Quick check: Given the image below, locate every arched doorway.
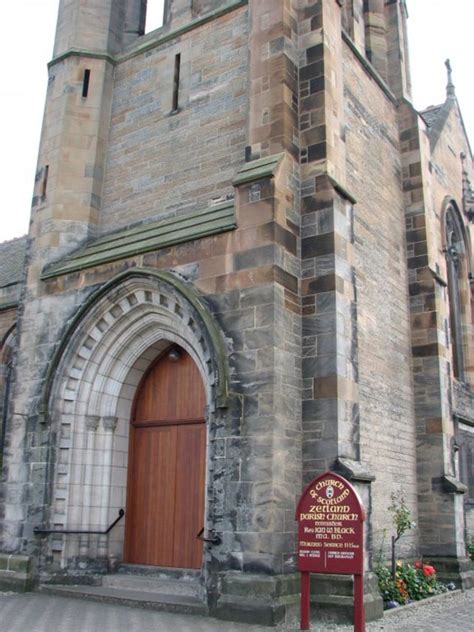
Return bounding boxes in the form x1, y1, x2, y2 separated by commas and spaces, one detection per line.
124, 345, 207, 568
43, 269, 228, 568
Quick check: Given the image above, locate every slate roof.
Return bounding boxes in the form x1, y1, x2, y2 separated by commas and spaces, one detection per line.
0, 236, 27, 289
42, 202, 236, 280
421, 105, 443, 129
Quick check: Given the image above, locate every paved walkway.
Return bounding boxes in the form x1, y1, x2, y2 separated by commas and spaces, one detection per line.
0, 589, 472, 632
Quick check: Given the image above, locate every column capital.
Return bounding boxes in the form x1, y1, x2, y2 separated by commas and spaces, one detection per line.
85, 415, 100, 431
102, 416, 118, 432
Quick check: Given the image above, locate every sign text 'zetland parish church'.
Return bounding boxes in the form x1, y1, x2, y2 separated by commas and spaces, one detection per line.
296, 472, 365, 575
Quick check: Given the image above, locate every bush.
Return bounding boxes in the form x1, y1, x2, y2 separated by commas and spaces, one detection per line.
375, 560, 448, 607
468, 537, 474, 562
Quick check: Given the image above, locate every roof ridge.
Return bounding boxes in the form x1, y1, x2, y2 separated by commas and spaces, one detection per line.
0, 234, 27, 247
420, 103, 443, 113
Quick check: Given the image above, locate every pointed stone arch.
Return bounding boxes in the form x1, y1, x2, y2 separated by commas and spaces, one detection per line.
442, 198, 472, 381
42, 267, 229, 567
1, 324, 17, 460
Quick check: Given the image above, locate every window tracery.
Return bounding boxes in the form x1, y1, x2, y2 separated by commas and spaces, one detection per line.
444, 204, 468, 380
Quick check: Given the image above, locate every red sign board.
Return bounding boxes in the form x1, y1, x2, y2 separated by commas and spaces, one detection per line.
295, 471, 365, 574
295, 472, 366, 631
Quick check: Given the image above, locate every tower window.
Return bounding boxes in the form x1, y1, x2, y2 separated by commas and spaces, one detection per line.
172, 54, 181, 112
42, 165, 49, 198
82, 69, 91, 98
145, 1, 165, 33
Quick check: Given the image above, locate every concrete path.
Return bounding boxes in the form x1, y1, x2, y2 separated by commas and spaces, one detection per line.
0, 589, 473, 632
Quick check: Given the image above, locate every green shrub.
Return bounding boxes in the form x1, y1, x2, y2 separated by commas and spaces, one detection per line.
468, 537, 474, 561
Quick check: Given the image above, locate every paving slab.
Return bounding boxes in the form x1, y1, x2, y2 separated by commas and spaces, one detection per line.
0, 590, 472, 632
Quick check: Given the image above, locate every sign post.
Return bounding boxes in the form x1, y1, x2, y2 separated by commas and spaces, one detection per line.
295, 472, 366, 631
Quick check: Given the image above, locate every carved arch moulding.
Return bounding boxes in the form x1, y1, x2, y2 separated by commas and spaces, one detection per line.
38, 268, 230, 564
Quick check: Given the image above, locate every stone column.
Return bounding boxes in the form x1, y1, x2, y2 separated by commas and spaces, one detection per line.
209, 4, 301, 624
384, 0, 412, 99
363, 0, 388, 81
79, 415, 100, 557
163, 0, 193, 28
299, 0, 357, 480
98, 416, 118, 558
341, 0, 365, 55
298, 1, 382, 619
247, 0, 299, 160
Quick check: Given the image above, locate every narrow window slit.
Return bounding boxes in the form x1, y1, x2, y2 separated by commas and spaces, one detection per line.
42, 165, 49, 198
172, 54, 181, 112
82, 69, 91, 98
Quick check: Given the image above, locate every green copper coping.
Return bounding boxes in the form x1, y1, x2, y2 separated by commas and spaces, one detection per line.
42, 201, 235, 280
232, 153, 284, 186
0, 299, 19, 312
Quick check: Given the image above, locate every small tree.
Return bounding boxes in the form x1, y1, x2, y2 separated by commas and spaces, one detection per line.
388, 492, 413, 578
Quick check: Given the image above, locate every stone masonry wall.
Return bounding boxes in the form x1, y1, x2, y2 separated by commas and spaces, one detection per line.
100, 7, 248, 232
343, 43, 418, 558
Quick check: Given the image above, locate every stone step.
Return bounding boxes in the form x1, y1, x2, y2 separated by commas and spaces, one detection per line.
39, 583, 207, 616
116, 563, 201, 581
102, 573, 203, 599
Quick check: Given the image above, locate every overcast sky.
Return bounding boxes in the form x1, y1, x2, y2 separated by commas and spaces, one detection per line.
0, 1, 473, 242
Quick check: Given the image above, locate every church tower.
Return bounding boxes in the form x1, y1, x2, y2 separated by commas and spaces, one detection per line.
29, 0, 146, 283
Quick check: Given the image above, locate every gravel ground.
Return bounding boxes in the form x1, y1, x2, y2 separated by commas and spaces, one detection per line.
294, 589, 474, 631
0, 589, 472, 632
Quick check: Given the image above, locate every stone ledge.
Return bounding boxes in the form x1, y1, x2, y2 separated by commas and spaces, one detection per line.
211, 572, 299, 626
0, 554, 33, 592
211, 571, 383, 626
308, 572, 383, 624
442, 475, 468, 494
0, 553, 31, 573
336, 458, 375, 483
232, 154, 284, 186
426, 556, 474, 591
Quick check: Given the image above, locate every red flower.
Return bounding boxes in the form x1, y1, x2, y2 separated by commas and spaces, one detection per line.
422, 564, 436, 577
414, 560, 422, 569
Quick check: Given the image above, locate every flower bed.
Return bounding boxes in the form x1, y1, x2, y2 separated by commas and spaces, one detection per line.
375, 560, 455, 609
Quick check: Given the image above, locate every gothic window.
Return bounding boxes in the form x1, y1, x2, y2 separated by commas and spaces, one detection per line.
0, 326, 16, 464
458, 430, 474, 508
444, 204, 468, 381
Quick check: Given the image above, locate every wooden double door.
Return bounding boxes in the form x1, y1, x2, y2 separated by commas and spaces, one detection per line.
124, 347, 206, 569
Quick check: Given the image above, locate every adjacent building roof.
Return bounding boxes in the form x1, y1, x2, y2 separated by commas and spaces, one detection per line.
0, 236, 27, 289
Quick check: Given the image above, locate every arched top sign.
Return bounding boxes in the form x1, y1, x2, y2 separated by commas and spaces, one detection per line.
295, 472, 365, 575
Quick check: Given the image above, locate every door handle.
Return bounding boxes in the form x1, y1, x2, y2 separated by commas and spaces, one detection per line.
196, 527, 222, 545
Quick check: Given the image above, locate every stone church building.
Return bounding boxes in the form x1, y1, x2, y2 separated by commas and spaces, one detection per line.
0, 0, 473, 625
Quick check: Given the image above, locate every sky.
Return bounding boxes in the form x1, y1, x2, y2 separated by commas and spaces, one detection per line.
0, 0, 473, 243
